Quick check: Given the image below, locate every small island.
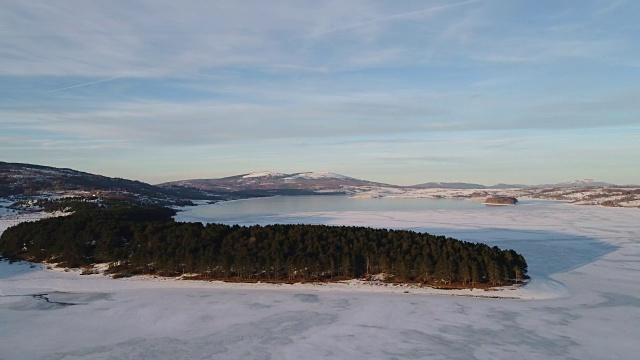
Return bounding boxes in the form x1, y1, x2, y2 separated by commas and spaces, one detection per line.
0, 202, 528, 288
484, 196, 518, 205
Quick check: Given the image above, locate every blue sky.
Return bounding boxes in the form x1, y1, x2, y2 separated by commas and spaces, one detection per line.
1, 0, 639, 185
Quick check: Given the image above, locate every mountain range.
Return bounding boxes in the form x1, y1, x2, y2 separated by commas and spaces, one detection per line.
0, 162, 219, 202
160, 171, 619, 192
159, 171, 393, 194
0, 162, 629, 201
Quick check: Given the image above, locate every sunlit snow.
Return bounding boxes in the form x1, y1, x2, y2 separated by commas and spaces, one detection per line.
1, 200, 639, 359
285, 172, 354, 180
241, 171, 287, 178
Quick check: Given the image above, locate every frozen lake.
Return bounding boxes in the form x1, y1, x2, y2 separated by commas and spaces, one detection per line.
177, 198, 616, 282
180, 195, 485, 224
1, 198, 639, 359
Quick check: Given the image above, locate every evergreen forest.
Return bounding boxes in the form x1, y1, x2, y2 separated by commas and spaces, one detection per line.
0, 206, 528, 286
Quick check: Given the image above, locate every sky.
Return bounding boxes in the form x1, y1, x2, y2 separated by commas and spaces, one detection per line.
1, 0, 639, 186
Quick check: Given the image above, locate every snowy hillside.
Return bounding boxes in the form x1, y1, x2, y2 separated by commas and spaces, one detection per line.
532, 179, 616, 188
285, 172, 356, 181
0, 162, 164, 198
241, 171, 287, 178
159, 171, 393, 193
411, 182, 487, 189
160, 170, 640, 208
0, 161, 226, 203
352, 185, 640, 208
4, 162, 638, 208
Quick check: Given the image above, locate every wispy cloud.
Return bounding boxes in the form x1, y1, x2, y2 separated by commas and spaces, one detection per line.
379, 154, 472, 164
2, 0, 639, 184
47, 76, 124, 93
3, 86, 638, 150
299, 0, 477, 39
1, 0, 636, 78
595, 0, 632, 15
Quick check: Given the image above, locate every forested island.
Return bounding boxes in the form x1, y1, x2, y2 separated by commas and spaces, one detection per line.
0, 204, 528, 287
484, 196, 518, 205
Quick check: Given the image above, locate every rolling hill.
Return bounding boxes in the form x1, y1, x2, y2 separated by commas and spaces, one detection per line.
2, 162, 636, 207
158, 171, 397, 194
0, 161, 217, 202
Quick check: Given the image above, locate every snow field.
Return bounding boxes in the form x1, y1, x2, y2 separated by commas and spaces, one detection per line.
1, 200, 639, 359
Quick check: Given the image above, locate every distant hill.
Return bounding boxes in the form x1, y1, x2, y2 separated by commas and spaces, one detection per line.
409, 180, 617, 190
530, 179, 616, 188
1, 162, 627, 203
410, 180, 619, 190
0, 161, 219, 202
487, 183, 528, 189
159, 171, 396, 194
410, 182, 487, 189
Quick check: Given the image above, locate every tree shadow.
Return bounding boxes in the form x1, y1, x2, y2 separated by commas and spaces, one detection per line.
189, 212, 618, 280
194, 210, 618, 280
411, 227, 618, 278
0, 259, 45, 279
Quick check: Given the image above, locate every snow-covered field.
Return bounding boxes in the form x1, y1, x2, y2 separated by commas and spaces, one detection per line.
1, 201, 639, 359
351, 186, 640, 208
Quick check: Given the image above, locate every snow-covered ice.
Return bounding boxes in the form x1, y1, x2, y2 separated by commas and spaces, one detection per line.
1, 200, 639, 359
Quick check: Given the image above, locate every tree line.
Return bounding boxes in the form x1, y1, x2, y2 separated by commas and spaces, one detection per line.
0, 206, 528, 286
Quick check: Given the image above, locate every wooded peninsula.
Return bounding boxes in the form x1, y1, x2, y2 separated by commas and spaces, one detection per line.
0, 204, 528, 287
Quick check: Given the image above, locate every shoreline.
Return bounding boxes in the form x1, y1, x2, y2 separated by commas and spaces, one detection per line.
1, 259, 557, 300
0, 200, 572, 301
2, 193, 637, 360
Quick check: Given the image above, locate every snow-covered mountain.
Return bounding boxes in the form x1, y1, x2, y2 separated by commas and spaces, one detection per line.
411, 180, 617, 190
411, 182, 488, 189
241, 171, 287, 179
284, 172, 357, 181
4, 162, 636, 208
532, 179, 615, 188
160, 170, 633, 196
159, 171, 394, 194
408, 179, 616, 189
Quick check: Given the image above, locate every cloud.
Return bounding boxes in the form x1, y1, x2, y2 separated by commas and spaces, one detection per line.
2, 0, 637, 81
1, 1, 388, 77
469, 38, 619, 65
0, 95, 449, 145
378, 154, 472, 164
0, 136, 128, 152
3, 85, 638, 151
47, 76, 124, 93
2, 0, 639, 186
298, 0, 477, 39
595, 0, 632, 15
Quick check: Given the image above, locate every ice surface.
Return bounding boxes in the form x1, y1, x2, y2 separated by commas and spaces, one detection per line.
2, 200, 640, 359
